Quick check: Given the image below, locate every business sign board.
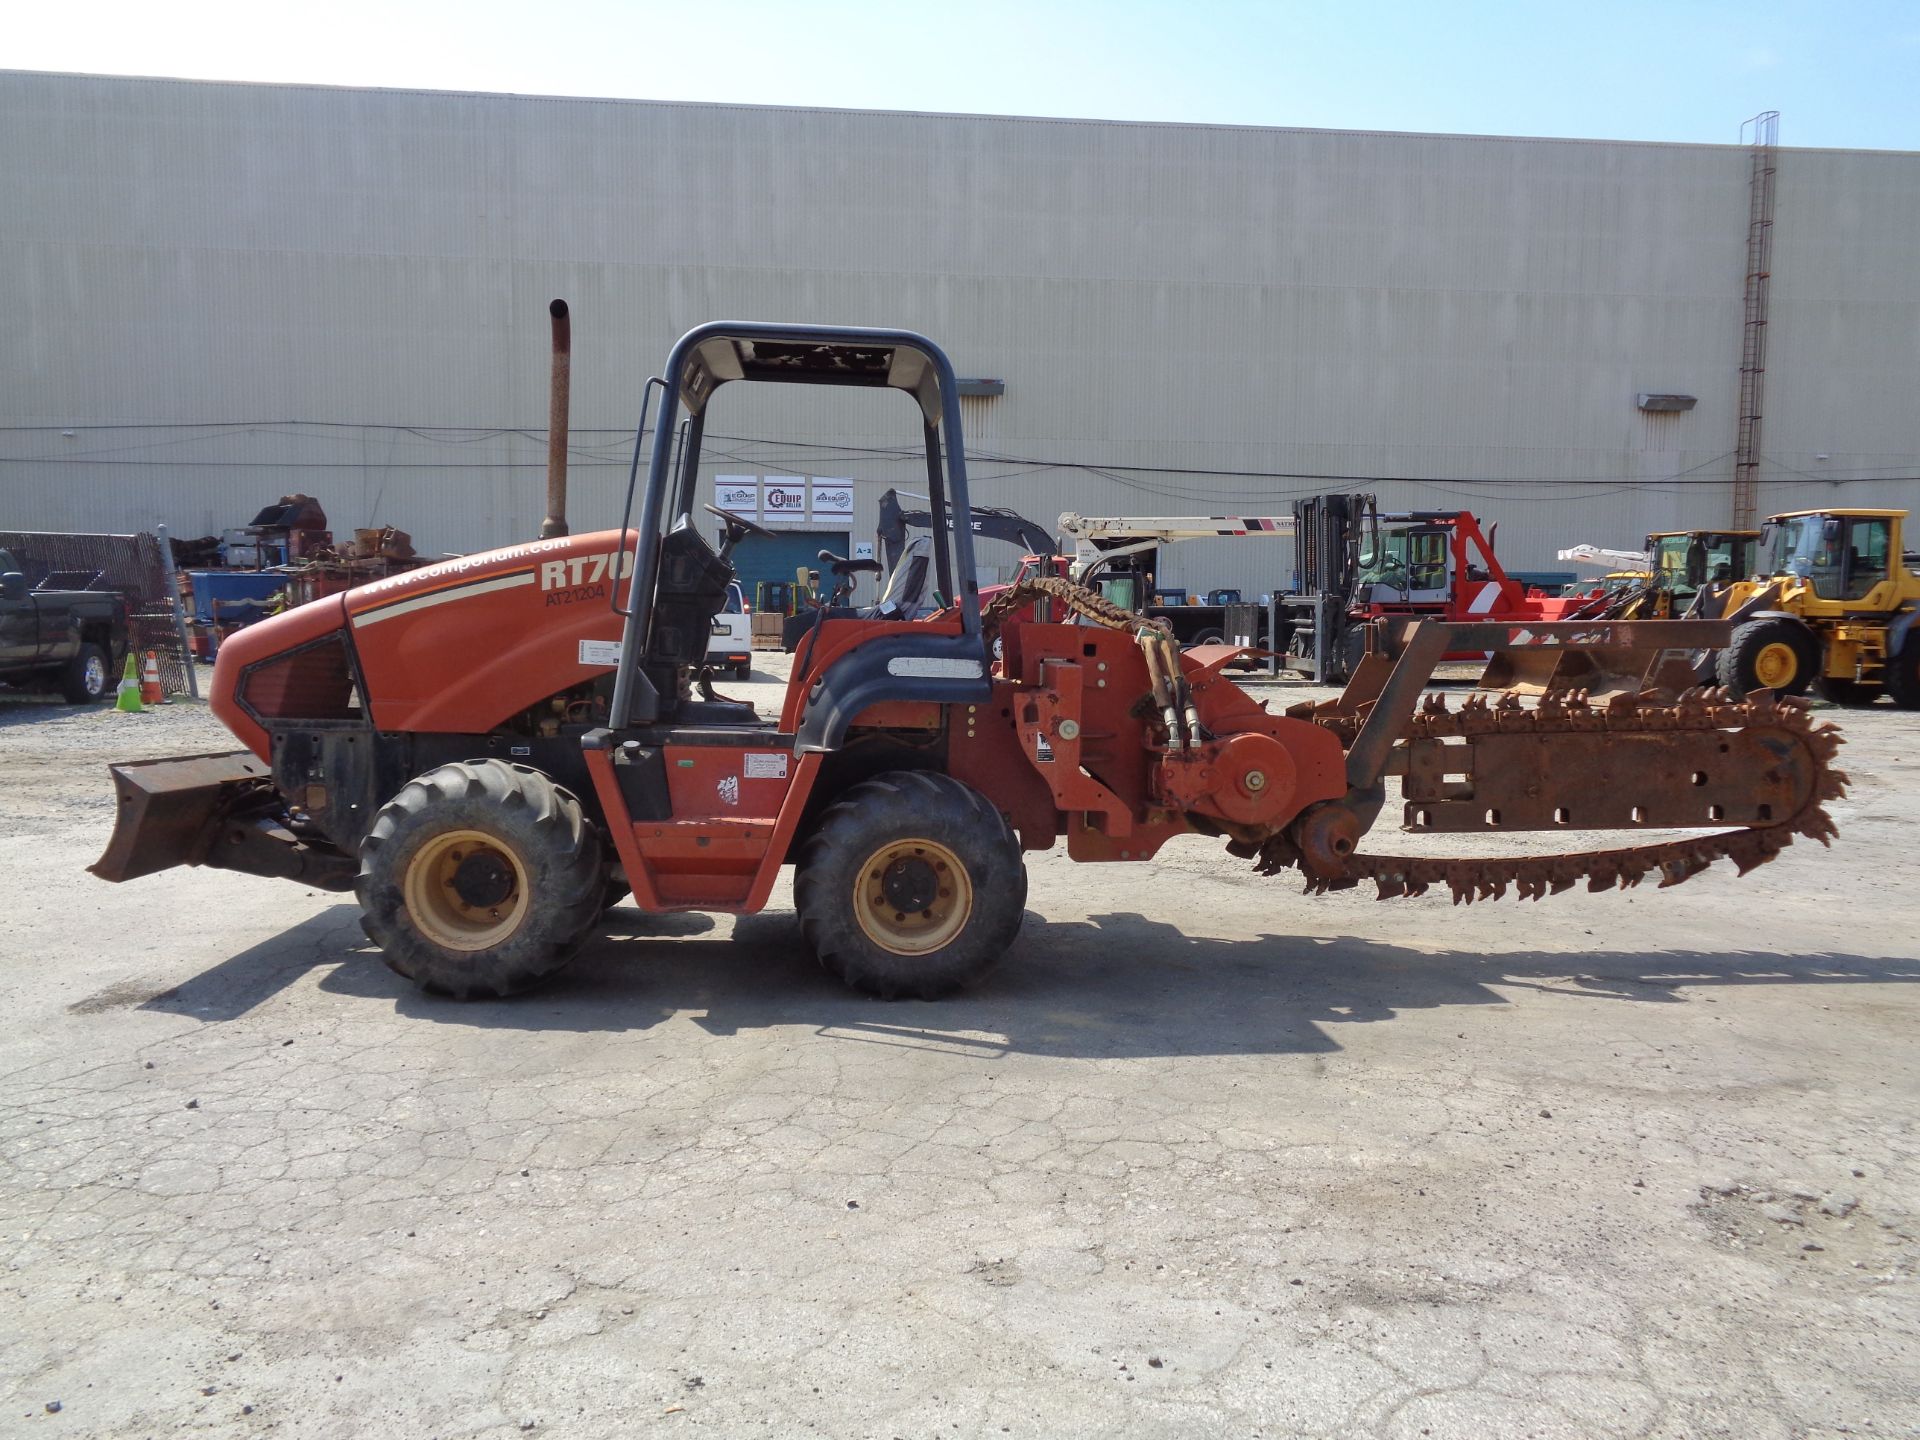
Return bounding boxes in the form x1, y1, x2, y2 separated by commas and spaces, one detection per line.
810, 479, 854, 522
761, 477, 808, 526
713, 476, 758, 517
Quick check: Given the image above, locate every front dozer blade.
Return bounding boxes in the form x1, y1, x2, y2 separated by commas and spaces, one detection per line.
92, 751, 275, 882
93, 751, 358, 890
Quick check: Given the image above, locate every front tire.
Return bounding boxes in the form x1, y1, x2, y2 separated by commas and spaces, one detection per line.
1717, 618, 1818, 697
1887, 639, 1920, 711
795, 772, 1026, 999
60, 643, 110, 704
356, 760, 603, 998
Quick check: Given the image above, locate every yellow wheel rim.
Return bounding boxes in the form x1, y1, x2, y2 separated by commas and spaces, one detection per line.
401, 827, 530, 952
1753, 641, 1799, 689
853, 839, 972, 956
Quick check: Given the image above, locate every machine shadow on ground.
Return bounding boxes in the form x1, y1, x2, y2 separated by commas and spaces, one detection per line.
129, 903, 1920, 1062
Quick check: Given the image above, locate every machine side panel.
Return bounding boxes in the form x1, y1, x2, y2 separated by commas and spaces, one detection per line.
343, 531, 634, 733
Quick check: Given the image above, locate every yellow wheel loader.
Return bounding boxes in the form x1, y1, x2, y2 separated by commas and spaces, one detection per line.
1713, 508, 1920, 707
1560, 530, 1758, 622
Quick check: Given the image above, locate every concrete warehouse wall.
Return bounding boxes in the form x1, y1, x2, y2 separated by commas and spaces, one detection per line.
3, 69, 1918, 597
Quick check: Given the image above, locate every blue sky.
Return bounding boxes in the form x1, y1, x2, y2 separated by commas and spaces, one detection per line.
12, 0, 1919, 149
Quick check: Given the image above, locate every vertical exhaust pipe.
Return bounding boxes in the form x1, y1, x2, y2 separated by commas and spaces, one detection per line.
540, 298, 571, 539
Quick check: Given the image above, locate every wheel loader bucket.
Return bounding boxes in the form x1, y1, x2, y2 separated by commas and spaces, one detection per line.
1477, 637, 1711, 700
90, 751, 274, 882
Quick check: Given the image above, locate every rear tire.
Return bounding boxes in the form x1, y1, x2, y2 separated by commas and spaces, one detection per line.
1887, 639, 1920, 711
1717, 618, 1818, 697
1185, 628, 1225, 649
356, 760, 602, 998
60, 643, 110, 704
1817, 675, 1880, 707
795, 772, 1026, 999
1339, 623, 1370, 681
735, 661, 752, 681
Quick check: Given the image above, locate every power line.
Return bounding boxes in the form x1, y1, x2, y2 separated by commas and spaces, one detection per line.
4, 419, 1915, 497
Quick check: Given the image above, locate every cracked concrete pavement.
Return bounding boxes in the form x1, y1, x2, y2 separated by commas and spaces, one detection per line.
2, 658, 1917, 1437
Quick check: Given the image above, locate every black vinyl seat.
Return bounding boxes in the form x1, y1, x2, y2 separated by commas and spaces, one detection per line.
865, 536, 933, 619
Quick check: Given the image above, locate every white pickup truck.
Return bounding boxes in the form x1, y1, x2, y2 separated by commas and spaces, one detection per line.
706, 581, 752, 680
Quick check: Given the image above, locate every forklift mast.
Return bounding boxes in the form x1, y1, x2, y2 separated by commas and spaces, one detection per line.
1290, 492, 1375, 599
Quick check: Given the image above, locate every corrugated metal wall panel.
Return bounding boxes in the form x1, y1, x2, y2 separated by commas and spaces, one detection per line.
3, 71, 1917, 600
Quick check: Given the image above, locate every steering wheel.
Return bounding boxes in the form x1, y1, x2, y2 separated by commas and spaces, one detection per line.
703, 502, 776, 547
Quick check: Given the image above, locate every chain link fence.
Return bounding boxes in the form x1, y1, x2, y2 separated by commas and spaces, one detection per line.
0, 529, 196, 696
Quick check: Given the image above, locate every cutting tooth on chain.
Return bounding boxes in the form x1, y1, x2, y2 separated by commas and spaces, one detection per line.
1657, 852, 1714, 888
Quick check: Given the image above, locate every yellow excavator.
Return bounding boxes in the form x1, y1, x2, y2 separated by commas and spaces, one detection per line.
1713, 507, 1920, 707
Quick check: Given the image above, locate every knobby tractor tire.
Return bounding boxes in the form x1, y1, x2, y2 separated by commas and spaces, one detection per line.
795, 771, 1027, 1000
1887, 639, 1920, 712
1717, 617, 1818, 697
356, 760, 603, 998
1306, 623, 1364, 686
60, 642, 110, 704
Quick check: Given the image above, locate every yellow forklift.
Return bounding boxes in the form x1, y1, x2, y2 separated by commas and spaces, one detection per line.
1714, 508, 1920, 707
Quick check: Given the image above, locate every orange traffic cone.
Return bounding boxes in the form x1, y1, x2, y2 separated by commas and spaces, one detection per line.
140, 651, 164, 706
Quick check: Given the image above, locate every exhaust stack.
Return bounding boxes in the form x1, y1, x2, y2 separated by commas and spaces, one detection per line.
540, 298, 571, 539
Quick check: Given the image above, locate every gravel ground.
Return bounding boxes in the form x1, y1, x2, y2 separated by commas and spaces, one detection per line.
2, 657, 1917, 1438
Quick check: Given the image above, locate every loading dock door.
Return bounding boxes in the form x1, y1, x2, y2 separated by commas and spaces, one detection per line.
728, 529, 852, 608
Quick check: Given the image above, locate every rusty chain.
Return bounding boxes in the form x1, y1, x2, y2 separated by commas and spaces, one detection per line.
1267, 686, 1846, 903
